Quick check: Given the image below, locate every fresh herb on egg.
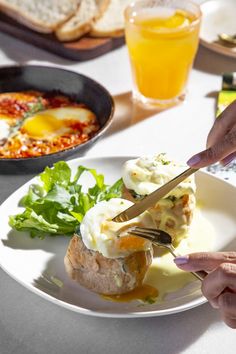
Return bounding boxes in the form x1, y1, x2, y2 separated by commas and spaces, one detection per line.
9, 161, 124, 239
6, 97, 46, 141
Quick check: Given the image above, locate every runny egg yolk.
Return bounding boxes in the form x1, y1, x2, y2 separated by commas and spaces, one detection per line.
22, 113, 65, 139
101, 220, 150, 253
116, 235, 148, 252
21, 107, 95, 140
102, 284, 158, 303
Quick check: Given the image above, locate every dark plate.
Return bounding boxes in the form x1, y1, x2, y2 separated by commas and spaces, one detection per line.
0, 65, 114, 174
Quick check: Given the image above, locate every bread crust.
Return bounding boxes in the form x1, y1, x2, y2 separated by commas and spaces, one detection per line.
90, 28, 124, 38
64, 235, 153, 295
56, 22, 91, 41
90, 0, 131, 37
56, 0, 110, 42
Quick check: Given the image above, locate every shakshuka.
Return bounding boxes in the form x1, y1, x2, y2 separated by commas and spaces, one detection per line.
0, 91, 100, 158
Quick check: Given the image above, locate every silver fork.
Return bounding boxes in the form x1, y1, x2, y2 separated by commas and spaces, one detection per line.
128, 226, 207, 281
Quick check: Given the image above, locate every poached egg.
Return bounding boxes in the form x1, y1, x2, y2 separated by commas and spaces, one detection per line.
122, 153, 196, 198
80, 198, 154, 258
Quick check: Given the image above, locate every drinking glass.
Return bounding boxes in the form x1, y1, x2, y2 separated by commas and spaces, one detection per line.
124, 0, 202, 108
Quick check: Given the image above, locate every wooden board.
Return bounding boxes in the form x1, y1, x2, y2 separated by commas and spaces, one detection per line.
0, 13, 125, 61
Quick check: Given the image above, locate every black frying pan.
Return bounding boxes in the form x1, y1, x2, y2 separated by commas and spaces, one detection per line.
0, 65, 114, 174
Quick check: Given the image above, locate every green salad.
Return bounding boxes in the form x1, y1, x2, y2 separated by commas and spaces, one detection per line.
9, 161, 123, 239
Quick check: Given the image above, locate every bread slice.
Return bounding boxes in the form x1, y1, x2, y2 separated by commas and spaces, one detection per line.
90, 0, 132, 37
56, 0, 110, 42
64, 235, 153, 295
0, 0, 80, 33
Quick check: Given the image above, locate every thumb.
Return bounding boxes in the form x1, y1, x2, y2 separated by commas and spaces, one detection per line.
174, 252, 236, 272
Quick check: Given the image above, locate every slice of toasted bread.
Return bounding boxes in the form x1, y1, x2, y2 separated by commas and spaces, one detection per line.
0, 0, 80, 33
64, 235, 153, 295
56, 0, 110, 42
90, 0, 132, 37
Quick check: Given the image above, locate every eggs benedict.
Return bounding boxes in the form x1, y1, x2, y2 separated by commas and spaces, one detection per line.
122, 154, 196, 244
64, 198, 155, 295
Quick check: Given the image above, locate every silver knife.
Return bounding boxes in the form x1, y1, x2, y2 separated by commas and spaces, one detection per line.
112, 167, 198, 222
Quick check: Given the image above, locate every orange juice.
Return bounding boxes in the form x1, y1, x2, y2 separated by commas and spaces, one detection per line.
125, 1, 201, 107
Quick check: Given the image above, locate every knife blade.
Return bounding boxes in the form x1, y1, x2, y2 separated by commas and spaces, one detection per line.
112, 167, 198, 222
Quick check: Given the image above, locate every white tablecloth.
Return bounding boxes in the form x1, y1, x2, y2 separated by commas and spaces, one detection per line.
0, 4, 236, 353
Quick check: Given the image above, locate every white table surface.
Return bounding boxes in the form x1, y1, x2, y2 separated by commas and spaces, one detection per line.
1, 4, 236, 353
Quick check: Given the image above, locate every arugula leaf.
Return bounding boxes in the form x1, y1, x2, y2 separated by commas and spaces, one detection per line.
40, 161, 71, 192
98, 179, 124, 202
9, 161, 124, 239
70, 211, 84, 223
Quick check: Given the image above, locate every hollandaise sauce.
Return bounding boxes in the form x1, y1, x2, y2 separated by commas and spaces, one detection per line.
102, 208, 215, 304
102, 284, 159, 304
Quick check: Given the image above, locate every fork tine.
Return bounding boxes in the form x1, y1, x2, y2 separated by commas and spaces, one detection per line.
128, 231, 163, 249
127, 230, 155, 241
134, 227, 162, 234
130, 227, 162, 239
130, 227, 207, 282
128, 228, 155, 238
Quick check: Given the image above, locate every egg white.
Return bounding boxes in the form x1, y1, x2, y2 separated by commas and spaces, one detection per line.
0, 120, 10, 141
80, 198, 154, 259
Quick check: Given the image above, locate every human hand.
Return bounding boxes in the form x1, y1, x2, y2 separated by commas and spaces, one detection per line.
174, 252, 236, 328
187, 99, 236, 168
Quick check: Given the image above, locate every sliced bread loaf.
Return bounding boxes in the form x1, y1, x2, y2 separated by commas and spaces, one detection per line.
0, 0, 80, 33
56, 0, 109, 42
90, 0, 132, 37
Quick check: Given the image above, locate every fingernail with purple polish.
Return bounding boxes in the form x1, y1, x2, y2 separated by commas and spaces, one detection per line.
187, 155, 202, 167
174, 255, 189, 265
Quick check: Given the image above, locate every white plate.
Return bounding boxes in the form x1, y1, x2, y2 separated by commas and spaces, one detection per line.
0, 156, 236, 318
200, 0, 236, 58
